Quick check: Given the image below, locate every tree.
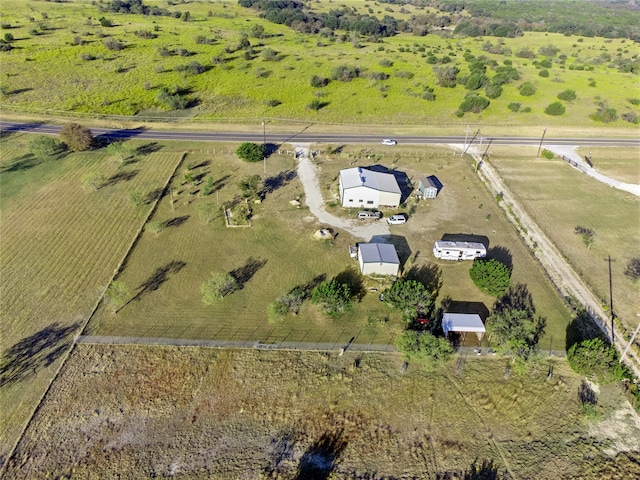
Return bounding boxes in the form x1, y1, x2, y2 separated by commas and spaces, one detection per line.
29, 135, 64, 160
81, 172, 105, 191
395, 330, 454, 370
60, 123, 93, 151
157, 88, 188, 110
381, 279, 432, 321
235, 142, 265, 163
107, 141, 134, 165
624, 258, 640, 282
457, 93, 490, 114
268, 287, 305, 323
519, 82, 536, 96
469, 259, 511, 296
487, 284, 546, 359
311, 279, 352, 318
104, 280, 129, 313
545, 101, 566, 116
567, 338, 625, 384
201, 272, 238, 304
238, 174, 262, 199
557, 89, 577, 101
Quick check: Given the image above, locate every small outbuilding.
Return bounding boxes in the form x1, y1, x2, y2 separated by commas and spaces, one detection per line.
339, 167, 401, 208
357, 242, 400, 276
442, 313, 486, 341
417, 176, 441, 199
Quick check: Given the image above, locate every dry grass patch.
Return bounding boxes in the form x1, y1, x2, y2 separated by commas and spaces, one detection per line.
4, 344, 639, 479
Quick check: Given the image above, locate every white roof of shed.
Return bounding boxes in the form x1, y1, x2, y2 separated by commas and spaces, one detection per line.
442, 313, 485, 335
340, 167, 401, 194
358, 243, 400, 265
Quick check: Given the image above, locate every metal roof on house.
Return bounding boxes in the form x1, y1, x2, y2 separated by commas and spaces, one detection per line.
358, 243, 400, 265
442, 313, 485, 335
340, 167, 401, 194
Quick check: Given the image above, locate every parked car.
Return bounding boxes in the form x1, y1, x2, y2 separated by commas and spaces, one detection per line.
358, 211, 382, 221
381, 139, 397, 146
386, 214, 406, 225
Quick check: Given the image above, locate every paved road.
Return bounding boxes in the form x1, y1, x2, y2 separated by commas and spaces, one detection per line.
2, 121, 639, 147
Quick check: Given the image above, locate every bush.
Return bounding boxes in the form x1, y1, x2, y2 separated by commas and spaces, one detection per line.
331, 64, 361, 82
60, 123, 93, 151
201, 272, 238, 304
381, 279, 433, 321
484, 83, 502, 99
541, 149, 554, 160
567, 338, 625, 384
310, 75, 329, 87
624, 258, 640, 282
235, 142, 265, 163
545, 101, 566, 116
574, 225, 594, 249
458, 93, 490, 114
538, 69, 549, 77
557, 89, 577, 101
591, 103, 618, 123
157, 88, 188, 110
519, 82, 536, 96
29, 135, 64, 159
508, 102, 521, 112
103, 37, 123, 51
311, 280, 352, 318
469, 258, 511, 296
395, 331, 454, 370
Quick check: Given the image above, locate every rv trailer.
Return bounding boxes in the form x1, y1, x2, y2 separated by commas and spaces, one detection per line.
433, 240, 486, 261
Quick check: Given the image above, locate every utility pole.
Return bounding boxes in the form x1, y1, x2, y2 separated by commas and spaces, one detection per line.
536, 128, 547, 158
262, 117, 266, 178
461, 129, 480, 157
608, 254, 615, 343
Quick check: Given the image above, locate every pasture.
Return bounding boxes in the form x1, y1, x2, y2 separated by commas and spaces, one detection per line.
487, 146, 640, 332
0, 0, 638, 128
5, 344, 640, 478
0, 132, 182, 465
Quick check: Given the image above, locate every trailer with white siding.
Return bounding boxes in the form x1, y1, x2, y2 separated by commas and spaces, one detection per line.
433, 240, 486, 261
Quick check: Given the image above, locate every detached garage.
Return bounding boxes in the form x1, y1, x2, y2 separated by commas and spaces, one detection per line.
357, 243, 400, 276
339, 167, 401, 208
442, 313, 486, 341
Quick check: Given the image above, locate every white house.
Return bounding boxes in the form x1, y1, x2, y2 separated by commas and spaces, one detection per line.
442, 313, 486, 341
433, 240, 486, 261
339, 167, 401, 208
357, 243, 400, 276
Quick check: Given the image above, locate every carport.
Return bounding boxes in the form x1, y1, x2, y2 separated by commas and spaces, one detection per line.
442, 313, 485, 341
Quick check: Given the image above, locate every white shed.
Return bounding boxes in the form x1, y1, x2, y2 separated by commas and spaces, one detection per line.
339, 167, 401, 208
442, 313, 486, 341
357, 243, 400, 276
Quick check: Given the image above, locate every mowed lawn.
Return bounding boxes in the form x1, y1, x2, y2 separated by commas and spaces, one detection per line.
5, 344, 640, 478
88, 143, 572, 350
0, 134, 181, 464
488, 146, 640, 330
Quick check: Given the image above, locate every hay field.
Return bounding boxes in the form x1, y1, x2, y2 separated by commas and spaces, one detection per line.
4, 344, 640, 479
0, 0, 638, 127
87, 143, 571, 350
0, 134, 181, 464
487, 146, 640, 331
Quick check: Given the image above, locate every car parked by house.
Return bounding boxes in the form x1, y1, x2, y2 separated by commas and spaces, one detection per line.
381, 139, 398, 146
386, 214, 406, 225
358, 211, 382, 221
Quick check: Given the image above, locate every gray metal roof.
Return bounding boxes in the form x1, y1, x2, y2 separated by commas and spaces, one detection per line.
340, 167, 401, 194
358, 243, 400, 265
419, 176, 438, 190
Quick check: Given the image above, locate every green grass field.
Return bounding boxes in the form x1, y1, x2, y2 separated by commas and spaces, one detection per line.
488, 146, 640, 331
0, 0, 638, 128
0, 132, 182, 465
4, 344, 639, 478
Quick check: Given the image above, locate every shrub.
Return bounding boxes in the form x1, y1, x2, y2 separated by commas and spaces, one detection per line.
469, 258, 511, 296
538, 69, 549, 77
458, 93, 490, 114
395, 331, 453, 370
591, 103, 618, 123
484, 83, 502, 99
508, 102, 521, 112
201, 272, 238, 304
519, 82, 536, 96
235, 142, 265, 163
311, 280, 352, 318
465, 73, 488, 90
29, 135, 64, 159
381, 279, 433, 321
310, 75, 329, 87
567, 338, 625, 384
624, 258, 640, 282
545, 101, 566, 116
541, 149, 554, 160
307, 99, 324, 111
557, 89, 577, 101
3, 32, 14, 42
157, 88, 188, 110
331, 64, 361, 82
574, 225, 594, 249
103, 37, 123, 51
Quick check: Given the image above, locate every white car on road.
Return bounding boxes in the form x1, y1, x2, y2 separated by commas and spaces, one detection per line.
386, 214, 406, 225
381, 139, 397, 146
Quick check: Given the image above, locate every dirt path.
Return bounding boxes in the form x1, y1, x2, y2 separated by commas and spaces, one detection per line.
463, 146, 640, 378
293, 144, 390, 241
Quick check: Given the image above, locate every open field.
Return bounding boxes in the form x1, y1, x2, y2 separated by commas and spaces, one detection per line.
86, 142, 572, 350
575, 147, 640, 185
0, 133, 182, 465
5, 344, 640, 479
0, 0, 638, 127
487, 146, 640, 333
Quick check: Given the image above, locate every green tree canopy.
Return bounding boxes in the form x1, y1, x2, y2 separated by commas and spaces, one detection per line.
567, 338, 625, 384
469, 258, 511, 296
395, 330, 454, 370
29, 135, 64, 160
381, 279, 433, 321
201, 272, 238, 304
60, 123, 93, 151
235, 142, 265, 163
311, 279, 352, 318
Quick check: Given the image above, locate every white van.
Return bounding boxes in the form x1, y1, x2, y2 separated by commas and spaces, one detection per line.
358, 211, 382, 221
